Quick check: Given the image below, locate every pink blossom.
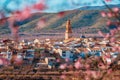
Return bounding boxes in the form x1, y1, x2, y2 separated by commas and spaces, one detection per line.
101, 11, 106, 17
110, 37, 116, 42
14, 55, 23, 65
60, 75, 66, 79
107, 69, 112, 74
110, 29, 115, 36
85, 70, 91, 76
12, 7, 31, 21
91, 71, 97, 79
20, 7, 31, 20
0, 59, 3, 65
105, 0, 112, 2
74, 61, 81, 69
65, 58, 69, 62
112, 7, 119, 12
91, 71, 102, 79
56, 59, 60, 62
105, 33, 110, 38
33, 1, 46, 10
85, 76, 90, 80
85, 64, 90, 69
107, 12, 113, 18
106, 58, 112, 65
98, 31, 105, 37
59, 64, 67, 69
112, 47, 117, 52
106, 20, 111, 26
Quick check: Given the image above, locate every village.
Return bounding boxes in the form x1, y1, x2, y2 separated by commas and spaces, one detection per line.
0, 20, 120, 80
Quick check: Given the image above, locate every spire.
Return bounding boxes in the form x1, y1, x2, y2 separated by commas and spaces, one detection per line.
66, 20, 72, 33
65, 20, 72, 40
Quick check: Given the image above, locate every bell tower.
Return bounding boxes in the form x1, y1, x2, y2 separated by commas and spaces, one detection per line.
65, 20, 72, 40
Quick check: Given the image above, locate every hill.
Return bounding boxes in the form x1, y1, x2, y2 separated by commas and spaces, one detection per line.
0, 10, 110, 36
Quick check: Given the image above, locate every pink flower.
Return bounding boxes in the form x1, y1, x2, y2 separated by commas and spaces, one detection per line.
60, 75, 66, 79
74, 61, 81, 69
65, 58, 69, 62
91, 71, 102, 79
105, 0, 112, 2
59, 64, 67, 69
20, 7, 31, 20
107, 12, 113, 18
110, 37, 116, 42
14, 55, 23, 65
105, 33, 110, 38
112, 7, 119, 12
110, 30, 115, 36
91, 71, 97, 78
112, 47, 117, 52
101, 11, 106, 17
106, 20, 111, 26
85, 64, 90, 69
106, 58, 112, 65
0, 58, 3, 65
33, 2, 46, 10
98, 31, 103, 37
56, 59, 60, 62
107, 69, 112, 74
13, 7, 31, 21
85, 76, 90, 80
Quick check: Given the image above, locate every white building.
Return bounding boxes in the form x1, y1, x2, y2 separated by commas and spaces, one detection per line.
58, 48, 74, 61
45, 57, 56, 69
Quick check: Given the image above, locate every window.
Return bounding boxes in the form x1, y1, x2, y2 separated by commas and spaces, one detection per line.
62, 51, 66, 53
62, 53, 66, 57
70, 55, 73, 58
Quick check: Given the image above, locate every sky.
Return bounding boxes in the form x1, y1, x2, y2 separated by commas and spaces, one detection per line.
0, 0, 120, 17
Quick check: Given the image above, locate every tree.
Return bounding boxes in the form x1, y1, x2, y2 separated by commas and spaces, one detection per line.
100, 0, 120, 43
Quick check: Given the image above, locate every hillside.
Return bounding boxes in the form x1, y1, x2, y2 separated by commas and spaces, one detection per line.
0, 10, 109, 35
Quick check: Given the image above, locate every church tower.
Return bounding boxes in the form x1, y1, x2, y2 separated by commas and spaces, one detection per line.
65, 20, 72, 40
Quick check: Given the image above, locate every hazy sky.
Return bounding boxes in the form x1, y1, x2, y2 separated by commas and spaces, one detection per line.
0, 0, 120, 16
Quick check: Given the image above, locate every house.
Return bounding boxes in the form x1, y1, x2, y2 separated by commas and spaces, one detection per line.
0, 51, 12, 60
34, 39, 40, 44
24, 49, 35, 63
45, 57, 56, 69
35, 63, 48, 69
0, 43, 7, 49
58, 48, 74, 61
75, 48, 87, 59
87, 47, 102, 56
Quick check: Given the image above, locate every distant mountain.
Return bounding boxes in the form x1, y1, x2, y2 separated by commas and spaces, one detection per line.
78, 4, 120, 10
0, 9, 114, 35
